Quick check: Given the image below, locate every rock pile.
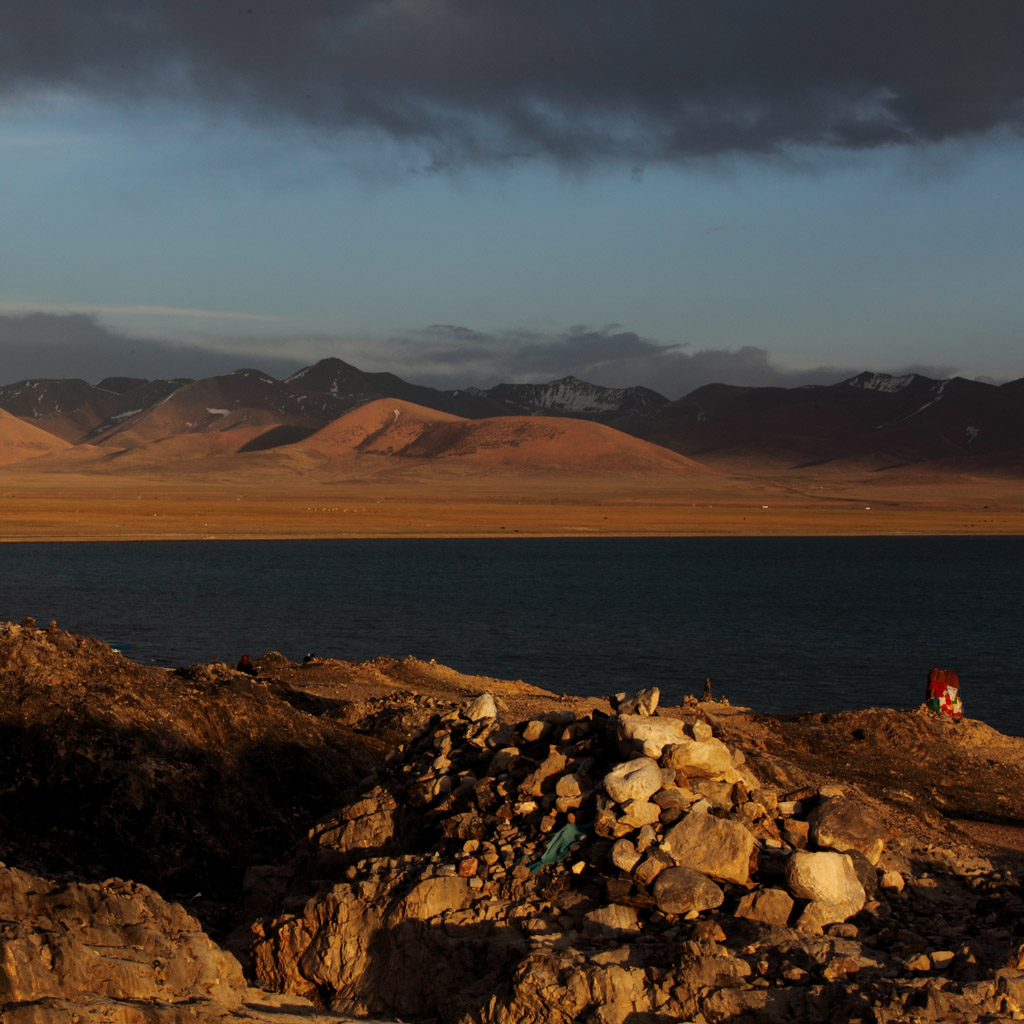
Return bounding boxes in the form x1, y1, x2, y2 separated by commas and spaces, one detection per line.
248, 688, 1024, 1023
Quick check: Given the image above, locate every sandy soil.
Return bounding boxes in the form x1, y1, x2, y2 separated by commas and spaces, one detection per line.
0, 477, 1019, 544
2, 459, 1022, 541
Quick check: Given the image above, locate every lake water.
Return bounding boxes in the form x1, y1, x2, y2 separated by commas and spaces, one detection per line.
1, 537, 1022, 735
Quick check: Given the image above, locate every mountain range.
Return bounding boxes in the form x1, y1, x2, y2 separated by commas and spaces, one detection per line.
0, 358, 1022, 478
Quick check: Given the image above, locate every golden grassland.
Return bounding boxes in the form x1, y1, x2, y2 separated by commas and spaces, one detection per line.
2, 467, 1022, 541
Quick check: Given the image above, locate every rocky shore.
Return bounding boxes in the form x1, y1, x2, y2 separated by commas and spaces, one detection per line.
2, 620, 1024, 1022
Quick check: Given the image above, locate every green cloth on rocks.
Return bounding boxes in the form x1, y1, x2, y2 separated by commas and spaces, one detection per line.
528, 822, 590, 874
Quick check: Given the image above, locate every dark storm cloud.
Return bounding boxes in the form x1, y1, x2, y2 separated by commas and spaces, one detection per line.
349, 325, 959, 396
0, 313, 304, 383
0, 315, 959, 397
2, 2, 1023, 165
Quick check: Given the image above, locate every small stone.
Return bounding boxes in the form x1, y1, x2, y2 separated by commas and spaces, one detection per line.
522, 720, 549, 743
691, 919, 726, 943
634, 850, 673, 887
457, 857, 478, 877
635, 824, 658, 853
691, 720, 713, 741
618, 798, 663, 828
555, 773, 583, 799
785, 851, 865, 922
809, 797, 888, 866
610, 688, 660, 715
930, 950, 955, 969
881, 870, 905, 893
734, 887, 794, 926
611, 839, 642, 872
906, 953, 932, 972
582, 904, 640, 937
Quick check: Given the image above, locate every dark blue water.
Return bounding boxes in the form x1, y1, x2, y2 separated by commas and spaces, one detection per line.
1, 537, 1021, 734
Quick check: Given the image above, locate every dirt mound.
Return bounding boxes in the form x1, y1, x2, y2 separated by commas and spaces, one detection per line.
293, 398, 707, 475
0, 621, 379, 935
0, 407, 70, 465
704, 704, 1024, 849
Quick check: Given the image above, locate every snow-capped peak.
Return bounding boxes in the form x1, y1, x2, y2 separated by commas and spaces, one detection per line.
845, 372, 917, 393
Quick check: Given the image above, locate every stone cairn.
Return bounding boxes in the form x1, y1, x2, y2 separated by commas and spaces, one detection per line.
250, 688, 1024, 1023
346, 687, 882, 928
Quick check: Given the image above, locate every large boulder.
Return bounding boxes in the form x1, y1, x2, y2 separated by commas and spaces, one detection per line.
652, 866, 725, 915
661, 812, 755, 885
785, 851, 866, 923
808, 797, 888, 866
661, 737, 735, 779
734, 887, 794, 926
616, 715, 689, 758
603, 757, 664, 804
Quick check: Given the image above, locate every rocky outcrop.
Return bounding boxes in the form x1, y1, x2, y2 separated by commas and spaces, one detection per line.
0, 621, 377, 930
5, 623, 1024, 1024
0, 862, 360, 1023
247, 688, 1024, 1023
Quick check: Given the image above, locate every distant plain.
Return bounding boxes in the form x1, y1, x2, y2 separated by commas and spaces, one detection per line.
2, 464, 1021, 542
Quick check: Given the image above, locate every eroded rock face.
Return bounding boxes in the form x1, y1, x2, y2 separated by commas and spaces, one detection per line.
0, 621, 377, 917
0, 862, 351, 1024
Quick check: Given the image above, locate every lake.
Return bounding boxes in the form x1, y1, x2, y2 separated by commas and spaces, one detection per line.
1, 536, 1021, 734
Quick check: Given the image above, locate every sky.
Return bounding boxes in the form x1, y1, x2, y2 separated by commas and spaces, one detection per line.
0, 1, 1022, 398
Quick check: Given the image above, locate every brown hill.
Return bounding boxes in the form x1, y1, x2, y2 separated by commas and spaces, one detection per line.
0, 376, 185, 443
288, 397, 708, 476
0, 408, 71, 466
92, 368, 353, 448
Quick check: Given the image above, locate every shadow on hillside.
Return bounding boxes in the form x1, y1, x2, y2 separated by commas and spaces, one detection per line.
0, 711, 375, 938
238, 425, 317, 452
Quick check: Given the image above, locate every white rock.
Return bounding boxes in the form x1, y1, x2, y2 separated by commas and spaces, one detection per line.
617, 715, 689, 759
604, 757, 664, 804
465, 692, 497, 721
785, 851, 865, 922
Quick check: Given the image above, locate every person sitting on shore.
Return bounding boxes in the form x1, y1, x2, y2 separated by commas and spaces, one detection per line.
236, 654, 257, 676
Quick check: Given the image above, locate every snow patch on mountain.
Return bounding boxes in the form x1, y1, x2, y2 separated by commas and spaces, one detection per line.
846, 372, 917, 393
468, 375, 667, 418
